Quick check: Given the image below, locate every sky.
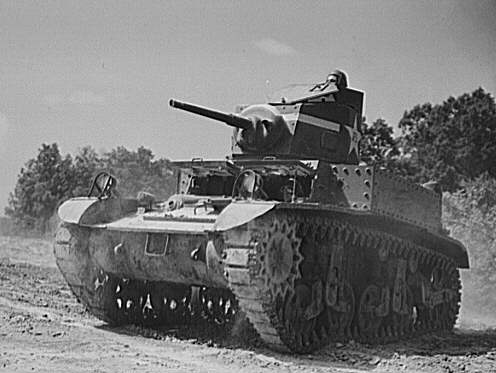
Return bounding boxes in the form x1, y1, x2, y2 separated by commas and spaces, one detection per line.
0, 0, 495, 213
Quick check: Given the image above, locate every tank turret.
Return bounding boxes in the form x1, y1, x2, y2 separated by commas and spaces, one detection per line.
170, 72, 364, 164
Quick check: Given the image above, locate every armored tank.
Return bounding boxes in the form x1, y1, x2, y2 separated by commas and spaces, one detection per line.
54, 71, 468, 353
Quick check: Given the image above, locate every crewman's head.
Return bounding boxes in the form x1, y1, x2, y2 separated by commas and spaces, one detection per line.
327, 70, 348, 89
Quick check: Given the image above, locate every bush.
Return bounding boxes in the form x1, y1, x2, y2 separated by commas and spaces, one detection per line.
5, 144, 75, 232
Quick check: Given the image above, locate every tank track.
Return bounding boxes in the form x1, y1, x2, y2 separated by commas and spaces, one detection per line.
54, 223, 236, 327
223, 209, 461, 353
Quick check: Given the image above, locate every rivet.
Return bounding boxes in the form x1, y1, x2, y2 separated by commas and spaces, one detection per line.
113, 243, 124, 255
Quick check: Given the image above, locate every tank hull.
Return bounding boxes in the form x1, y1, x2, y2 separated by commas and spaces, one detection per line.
55, 198, 465, 352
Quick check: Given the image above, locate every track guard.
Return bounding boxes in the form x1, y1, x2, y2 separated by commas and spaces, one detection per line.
213, 201, 277, 232
58, 197, 137, 226
58, 198, 100, 224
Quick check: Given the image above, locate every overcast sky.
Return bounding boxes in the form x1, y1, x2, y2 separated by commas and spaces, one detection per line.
0, 0, 495, 212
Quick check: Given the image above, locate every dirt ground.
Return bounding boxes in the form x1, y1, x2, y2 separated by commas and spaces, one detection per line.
1, 236, 496, 373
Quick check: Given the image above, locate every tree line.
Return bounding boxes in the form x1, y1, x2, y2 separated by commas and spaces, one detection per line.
360, 87, 496, 192
5, 145, 176, 232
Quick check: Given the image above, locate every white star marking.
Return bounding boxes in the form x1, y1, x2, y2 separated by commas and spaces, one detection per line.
345, 115, 361, 156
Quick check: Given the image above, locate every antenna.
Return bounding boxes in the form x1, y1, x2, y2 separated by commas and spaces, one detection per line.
264, 79, 271, 101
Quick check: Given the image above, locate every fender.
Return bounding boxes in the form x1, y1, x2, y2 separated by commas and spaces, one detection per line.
58, 197, 137, 226
213, 201, 277, 232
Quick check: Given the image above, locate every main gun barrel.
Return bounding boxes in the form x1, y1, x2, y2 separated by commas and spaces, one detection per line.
169, 99, 253, 130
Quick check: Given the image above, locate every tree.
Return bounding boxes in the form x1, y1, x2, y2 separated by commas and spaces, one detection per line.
102, 146, 175, 199
398, 88, 496, 191
358, 118, 424, 182
72, 146, 104, 196
5, 143, 75, 232
360, 118, 399, 164
6, 143, 176, 233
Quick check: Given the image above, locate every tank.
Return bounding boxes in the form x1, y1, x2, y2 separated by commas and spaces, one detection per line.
54, 70, 468, 353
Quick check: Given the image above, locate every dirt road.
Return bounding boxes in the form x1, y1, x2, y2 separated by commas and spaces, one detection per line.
1, 236, 495, 373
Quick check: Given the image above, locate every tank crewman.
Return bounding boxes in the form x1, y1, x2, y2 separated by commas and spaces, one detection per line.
310, 69, 348, 92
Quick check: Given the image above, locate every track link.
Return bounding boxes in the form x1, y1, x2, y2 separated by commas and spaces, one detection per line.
223, 209, 461, 353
